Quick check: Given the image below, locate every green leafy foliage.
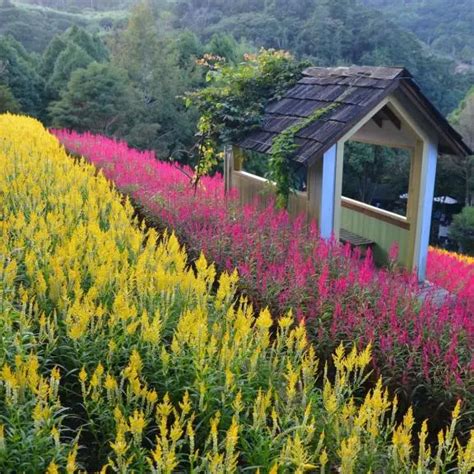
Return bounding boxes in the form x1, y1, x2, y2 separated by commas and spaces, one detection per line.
176, 0, 474, 114
362, 0, 474, 64
449, 206, 474, 255
436, 87, 474, 206
269, 103, 339, 208
48, 42, 95, 99
49, 62, 136, 135
0, 83, 20, 113
0, 35, 44, 117
343, 142, 410, 209
0, 0, 123, 53
43, 26, 109, 101
109, 0, 201, 157
186, 48, 309, 195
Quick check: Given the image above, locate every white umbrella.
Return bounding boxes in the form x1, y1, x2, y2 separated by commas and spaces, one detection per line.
399, 194, 458, 205
434, 196, 458, 205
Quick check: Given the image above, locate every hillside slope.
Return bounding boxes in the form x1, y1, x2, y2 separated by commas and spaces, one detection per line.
0, 1, 126, 52
362, 0, 474, 65
174, 0, 473, 113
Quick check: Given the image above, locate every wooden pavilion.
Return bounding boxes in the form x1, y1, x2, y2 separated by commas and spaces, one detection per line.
224, 66, 472, 280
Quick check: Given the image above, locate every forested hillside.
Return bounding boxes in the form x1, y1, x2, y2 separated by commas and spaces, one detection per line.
363, 0, 474, 65
1, 0, 473, 159
0, 0, 126, 52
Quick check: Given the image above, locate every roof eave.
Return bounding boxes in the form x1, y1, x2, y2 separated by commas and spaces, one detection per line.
399, 81, 472, 157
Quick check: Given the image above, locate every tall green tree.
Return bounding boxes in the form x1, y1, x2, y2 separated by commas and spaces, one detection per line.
40, 35, 67, 78
42, 27, 108, 102
49, 62, 136, 135
111, 0, 199, 157
0, 83, 20, 113
47, 42, 94, 99
66, 25, 109, 62
446, 87, 474, 206
0, 36, 44, 117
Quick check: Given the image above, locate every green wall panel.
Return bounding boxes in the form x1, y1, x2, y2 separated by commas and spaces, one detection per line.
341, 207, 410, 266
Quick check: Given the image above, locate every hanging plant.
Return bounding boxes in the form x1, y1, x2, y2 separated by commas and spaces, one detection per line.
186, 49, 310, 197
268, 103, 340, 208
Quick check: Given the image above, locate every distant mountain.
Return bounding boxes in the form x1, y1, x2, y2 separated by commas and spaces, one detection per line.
174, 0, 474, 114
361, 0, 474, 65
0, 1, 126, 53
9, 0, 134, 12
1, 0, 472, 114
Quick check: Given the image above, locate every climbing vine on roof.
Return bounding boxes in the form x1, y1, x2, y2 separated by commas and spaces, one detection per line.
186, 48, 310, 201
269, 103, 340, 208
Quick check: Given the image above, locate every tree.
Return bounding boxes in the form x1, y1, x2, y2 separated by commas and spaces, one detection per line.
110, 0, 199, 157
342, 142, 410, 208
0, 36, 44, 117
174, 30, 203, 68
449, 206, 474, 255
46, 42, 94, 100
206, 33, 240, 63
446, 87, 474, 206
66, 25, 109, 62
40, 35, 68, 78
0, 83, 20, 113
49, 62, 136, 135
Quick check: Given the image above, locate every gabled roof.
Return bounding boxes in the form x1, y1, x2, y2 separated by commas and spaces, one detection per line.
238, 66, 472, 164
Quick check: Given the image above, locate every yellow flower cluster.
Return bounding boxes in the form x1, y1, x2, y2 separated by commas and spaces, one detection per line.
430, 245, 474, 265
0, 114, 473, 472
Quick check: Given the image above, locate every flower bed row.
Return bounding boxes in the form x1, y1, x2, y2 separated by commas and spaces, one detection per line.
53, 129, 474, 421
427, 247, 474, 302
4, 115, 474, 471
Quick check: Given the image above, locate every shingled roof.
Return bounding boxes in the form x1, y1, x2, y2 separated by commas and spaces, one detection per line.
237, 66, 471, 164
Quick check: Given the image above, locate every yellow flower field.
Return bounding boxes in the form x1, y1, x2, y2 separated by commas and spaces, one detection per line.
0, 114, 473, 472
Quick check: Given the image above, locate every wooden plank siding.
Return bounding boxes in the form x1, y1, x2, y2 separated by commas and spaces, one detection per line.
232, 170, 315, 221
341, 198, 411, 266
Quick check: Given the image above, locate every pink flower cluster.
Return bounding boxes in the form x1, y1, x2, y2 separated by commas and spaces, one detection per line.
53, 130, 473, 406
427, 248, 474, 305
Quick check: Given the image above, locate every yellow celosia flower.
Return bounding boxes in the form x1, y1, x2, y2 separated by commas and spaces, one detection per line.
66, 444, 78, 474
0, 424, 5, 450
50, 426, 60, 445
104, 374, 117, 392
179, 391, 192, 415
46, 461, 59, 474
1, 364, 18, 390
129, 410, 146, 439
256, 308, 273, 330
78, 367, 88, 383
320, 448, 328, 468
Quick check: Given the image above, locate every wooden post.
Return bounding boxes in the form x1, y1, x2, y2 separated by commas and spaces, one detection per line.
333, 141, 344, 241
307, 159, 323, 224
319, 144, 338, 239
414, 140, 438, 281
233, 146, 243, 171
224, 145, 233, 194
406, 141, 422, 271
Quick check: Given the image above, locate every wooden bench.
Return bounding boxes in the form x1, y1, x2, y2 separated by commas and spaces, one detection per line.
339, 228, 374, 248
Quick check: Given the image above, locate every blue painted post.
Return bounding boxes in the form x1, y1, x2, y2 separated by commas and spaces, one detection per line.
320, 144, 337, 239
417, 141, 438, 281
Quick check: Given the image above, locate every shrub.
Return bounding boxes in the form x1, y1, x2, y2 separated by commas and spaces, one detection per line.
450, 206, 474, 256
53, 129, 474, 424
2, 114, 473, 472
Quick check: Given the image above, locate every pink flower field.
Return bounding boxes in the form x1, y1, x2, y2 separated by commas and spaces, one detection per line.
54, 130, 474, 414
427, 247, 474, 303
